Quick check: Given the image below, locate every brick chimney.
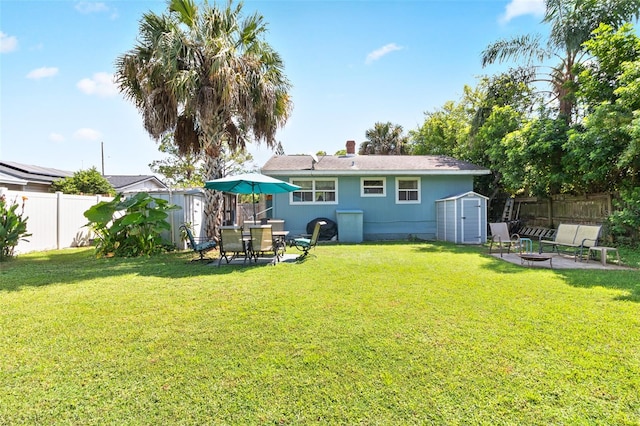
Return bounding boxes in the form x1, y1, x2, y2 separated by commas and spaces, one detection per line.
346, 140, 356, 155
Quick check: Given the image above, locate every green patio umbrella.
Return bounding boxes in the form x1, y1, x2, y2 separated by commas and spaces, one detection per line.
204, 173, 301, 220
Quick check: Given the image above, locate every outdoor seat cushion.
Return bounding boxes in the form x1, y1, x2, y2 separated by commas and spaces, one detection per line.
195, 241, 217, 251
293, 237, 311, 248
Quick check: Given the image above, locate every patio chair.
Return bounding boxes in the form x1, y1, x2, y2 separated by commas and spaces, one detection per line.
488, 222, 521, 257
218, 226, 248, 266
249, 225, 284, 264
291, 220, 326, 260
180, 224, 217, 262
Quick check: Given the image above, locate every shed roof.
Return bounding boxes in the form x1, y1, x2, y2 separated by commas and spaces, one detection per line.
436, 191, 489, 201
262, 154, 491, 176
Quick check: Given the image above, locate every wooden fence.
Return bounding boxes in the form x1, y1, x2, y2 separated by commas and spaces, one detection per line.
513, 193, 613, 227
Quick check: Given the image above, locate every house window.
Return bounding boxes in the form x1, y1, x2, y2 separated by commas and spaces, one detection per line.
291, 179, 337, 204
361, 178, 386, 197
396, 177, 420, 204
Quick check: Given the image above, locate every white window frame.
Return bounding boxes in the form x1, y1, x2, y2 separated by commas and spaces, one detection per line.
290, 178, 338, 204
361, 177, 386, 197
395, 177, 421, 204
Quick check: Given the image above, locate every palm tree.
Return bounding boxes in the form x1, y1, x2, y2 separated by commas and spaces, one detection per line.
359, 122, 408, 155
481, 0, 640, 122
115, 0, 291, 238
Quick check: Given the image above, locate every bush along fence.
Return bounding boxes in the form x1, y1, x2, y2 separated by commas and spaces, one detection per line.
0, 192, 32, 261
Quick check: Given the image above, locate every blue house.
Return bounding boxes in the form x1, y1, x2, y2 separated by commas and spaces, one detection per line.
261, 141, 490, 242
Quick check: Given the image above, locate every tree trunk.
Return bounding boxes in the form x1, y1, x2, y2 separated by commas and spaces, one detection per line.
202, 135, 225, 240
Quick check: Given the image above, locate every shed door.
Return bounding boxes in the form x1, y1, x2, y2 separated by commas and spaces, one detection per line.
461, 198, 482, 244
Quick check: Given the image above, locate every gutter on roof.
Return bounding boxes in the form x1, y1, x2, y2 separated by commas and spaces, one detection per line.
264, 169, 491, 177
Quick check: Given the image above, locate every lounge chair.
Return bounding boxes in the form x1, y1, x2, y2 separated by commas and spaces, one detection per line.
180, 224, 217, 262
291, 220, 326, 260
218, 226, 248, 266
249, 225, 284, 264
488, 222, 521, 257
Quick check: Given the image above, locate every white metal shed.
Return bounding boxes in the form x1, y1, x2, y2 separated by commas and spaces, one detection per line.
436, 191, 488, 244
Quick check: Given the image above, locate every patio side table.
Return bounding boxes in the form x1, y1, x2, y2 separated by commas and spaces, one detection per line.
588, 246, 620, 266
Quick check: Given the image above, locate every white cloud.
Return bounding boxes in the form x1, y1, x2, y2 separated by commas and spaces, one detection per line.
0, 32, 18, 53
500, 0, 545, 24
365, 43, 404, 65
73, 128, 101, 141
49, 133, 66, 142
26, 67, 59, 79
77, 72, 118, 97
75, 2, 109, 14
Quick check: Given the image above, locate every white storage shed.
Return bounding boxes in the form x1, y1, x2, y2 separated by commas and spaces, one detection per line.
436, 191, 488, 244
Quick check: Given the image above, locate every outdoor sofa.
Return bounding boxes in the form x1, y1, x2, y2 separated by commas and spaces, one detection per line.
538, 223, 601, 261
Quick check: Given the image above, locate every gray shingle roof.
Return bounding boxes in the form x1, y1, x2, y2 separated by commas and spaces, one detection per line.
262, 154, 490, 176
0, 161, 73, 184
104, 175, 167, 191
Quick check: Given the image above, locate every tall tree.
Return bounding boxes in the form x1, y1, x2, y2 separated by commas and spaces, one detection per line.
359, 122, 408, 155
149, 134, 205, 188
150, 134, 256, 188
481, 0, 640, 122
116, 0, 291, 238
565, 23, 640, 192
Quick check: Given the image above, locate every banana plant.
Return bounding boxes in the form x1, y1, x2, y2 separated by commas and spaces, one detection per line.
0, 195, 32, 261
84, 192, 181, 257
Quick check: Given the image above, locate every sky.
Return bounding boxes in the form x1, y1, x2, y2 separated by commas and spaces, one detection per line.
0, 0, 547, 176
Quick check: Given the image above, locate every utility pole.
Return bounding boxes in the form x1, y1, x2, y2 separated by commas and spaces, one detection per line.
101, 141, 105, 176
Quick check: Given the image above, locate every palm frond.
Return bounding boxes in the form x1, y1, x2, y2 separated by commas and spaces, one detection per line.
481, 34, 548, 67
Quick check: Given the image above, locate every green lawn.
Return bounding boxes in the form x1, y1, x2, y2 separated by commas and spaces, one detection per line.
1, 243, 639, 425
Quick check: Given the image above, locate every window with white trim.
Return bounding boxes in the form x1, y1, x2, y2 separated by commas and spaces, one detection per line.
291, 179, 337, 204
361, 177, 386, 197
396, 177, 420, 203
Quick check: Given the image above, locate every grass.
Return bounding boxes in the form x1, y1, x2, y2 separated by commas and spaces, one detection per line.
1, 242, 639, 424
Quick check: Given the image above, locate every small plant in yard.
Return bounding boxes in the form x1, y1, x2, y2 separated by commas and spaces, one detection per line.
0, 194, 32, 261
84, 192, 180, 257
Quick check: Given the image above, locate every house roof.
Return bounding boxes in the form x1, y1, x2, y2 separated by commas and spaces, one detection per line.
0, 160, 73, 184
262, 154, 491, 176
104, 175, 168, 191
0, 170, 28, 186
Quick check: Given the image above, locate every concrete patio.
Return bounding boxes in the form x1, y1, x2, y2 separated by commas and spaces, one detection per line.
489, 251, 632, 270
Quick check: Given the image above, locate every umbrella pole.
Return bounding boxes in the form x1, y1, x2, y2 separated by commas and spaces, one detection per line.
252, 192, 257, 221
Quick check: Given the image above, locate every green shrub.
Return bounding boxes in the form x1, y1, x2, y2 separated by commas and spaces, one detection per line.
0, 194, 32, 261
51, 167, 115, 196
608, 187, 640, 246
84, 192, 180, 257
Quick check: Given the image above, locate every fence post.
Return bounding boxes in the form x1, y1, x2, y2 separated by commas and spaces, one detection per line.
56, 191, 63, 250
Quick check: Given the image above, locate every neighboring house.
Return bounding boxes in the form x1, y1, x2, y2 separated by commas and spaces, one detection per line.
0, 161, 73, 192
0, 160, 167, 193
104, 175, 168, 192
261, 140, 491, 242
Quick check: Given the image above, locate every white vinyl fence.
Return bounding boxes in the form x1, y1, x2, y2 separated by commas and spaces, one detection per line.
1, 187, 206, 255
1, 187, 113, 255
